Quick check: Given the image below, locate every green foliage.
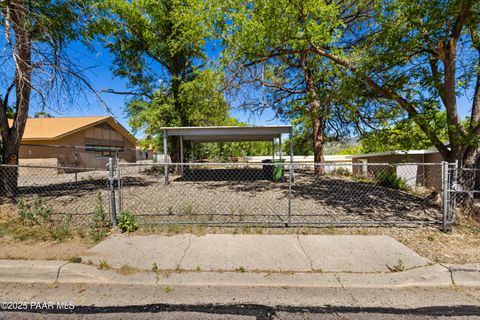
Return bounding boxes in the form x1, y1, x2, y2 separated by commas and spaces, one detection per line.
95, 0, 230, 159
17, 195, 52, 226
90, 191, 110, 241
360, 112, 448, 153
374, 170, 406, 190
118, 211, 139, 233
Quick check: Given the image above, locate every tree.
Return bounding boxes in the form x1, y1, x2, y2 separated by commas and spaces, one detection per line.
0, 0, 97, 196
307, 0, 480, 167
95, 0, 229, 161
207, 0, 370, 174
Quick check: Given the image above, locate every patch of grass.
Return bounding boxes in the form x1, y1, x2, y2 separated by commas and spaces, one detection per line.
98, 260, 110, 270
167, 224, 182, 234
163, 286, 173, 294
117, 264, 141, 275
68, 256, 82, 263
50, 223, 73, 242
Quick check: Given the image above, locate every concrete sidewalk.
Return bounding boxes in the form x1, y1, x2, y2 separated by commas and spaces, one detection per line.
82, 234, 430, 273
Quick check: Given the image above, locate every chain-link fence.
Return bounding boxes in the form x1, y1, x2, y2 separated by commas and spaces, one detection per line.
0, 164, 110, 226
117, 161, 446, 227
2, 160, 476, 231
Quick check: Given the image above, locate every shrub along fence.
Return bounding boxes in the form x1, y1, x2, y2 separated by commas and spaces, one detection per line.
1, 160, 475, 232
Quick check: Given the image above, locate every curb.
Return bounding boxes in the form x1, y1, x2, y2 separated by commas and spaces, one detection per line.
1, 260, 479, 289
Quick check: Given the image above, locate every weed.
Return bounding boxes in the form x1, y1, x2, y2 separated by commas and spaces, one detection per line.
427, 234, 435, 241
118, 211, 139, 233
50, 223, 72, 242
17, 195, 52, 225
163, 286, 173, 294
152, 262, 159, 272
237, 266, 246, 273
388, 259, 405, 272
68, 256, 82, 263
196, 266, 201, 272
86, 260, 94, 265
98, 260, 110, 270
90, 191, 110, 241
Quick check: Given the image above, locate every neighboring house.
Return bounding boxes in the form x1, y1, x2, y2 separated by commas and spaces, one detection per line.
351, 149, 444, 191
12, 116, 137, 168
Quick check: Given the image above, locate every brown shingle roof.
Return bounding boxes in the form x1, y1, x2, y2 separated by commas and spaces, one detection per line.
9, 116, 137, 144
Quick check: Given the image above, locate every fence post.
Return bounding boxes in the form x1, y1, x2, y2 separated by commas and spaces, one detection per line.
442, 161, 450, 233
116, 161, 123, 214
108, 157, 117, 227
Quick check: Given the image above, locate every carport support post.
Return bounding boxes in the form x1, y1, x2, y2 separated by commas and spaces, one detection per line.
180, 135, 184, 175
272, 139, 275, 160
108, 157, 117, 227
163, 129, 169, 186
279, 134, 283, 160
288, 127, 294, 225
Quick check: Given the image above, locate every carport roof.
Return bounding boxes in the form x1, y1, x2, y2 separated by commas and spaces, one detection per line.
161, 125, 292, 142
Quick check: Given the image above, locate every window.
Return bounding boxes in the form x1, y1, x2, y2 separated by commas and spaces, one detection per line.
85, 145, 124, 157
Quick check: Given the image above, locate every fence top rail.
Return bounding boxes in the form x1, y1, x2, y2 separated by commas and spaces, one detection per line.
117, 161, 445, 167
0, 164, 109, 171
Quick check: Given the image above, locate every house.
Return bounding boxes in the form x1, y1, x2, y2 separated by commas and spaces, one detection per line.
351, 149, 444, 191
14, 116, 137, 168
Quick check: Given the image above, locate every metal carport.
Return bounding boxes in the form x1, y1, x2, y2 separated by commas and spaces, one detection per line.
161, 125, 293, 184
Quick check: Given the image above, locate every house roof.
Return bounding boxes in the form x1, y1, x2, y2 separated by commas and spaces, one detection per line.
11, 116, 137, 144
161, 125, 292, 142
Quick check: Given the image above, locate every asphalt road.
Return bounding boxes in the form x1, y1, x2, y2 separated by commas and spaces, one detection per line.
2, 304, 480, 320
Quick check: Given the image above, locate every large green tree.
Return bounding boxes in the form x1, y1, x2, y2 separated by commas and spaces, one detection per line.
95, 0, 230, 161
0, 0, 96, 196
307, 0, 480, 166
204, 0, 370, 173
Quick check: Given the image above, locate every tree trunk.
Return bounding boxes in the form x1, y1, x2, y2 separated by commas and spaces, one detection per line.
312, 114, 325, 176
304, 65, 325, 176
0, 0, 31, 197
0, 138, 20, 197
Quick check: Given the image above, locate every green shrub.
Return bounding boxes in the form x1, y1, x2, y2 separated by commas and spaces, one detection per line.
90, 191, 110, 241
17, 195, 51, 225
118, 211, 139, 233
374, 170, 406, 190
